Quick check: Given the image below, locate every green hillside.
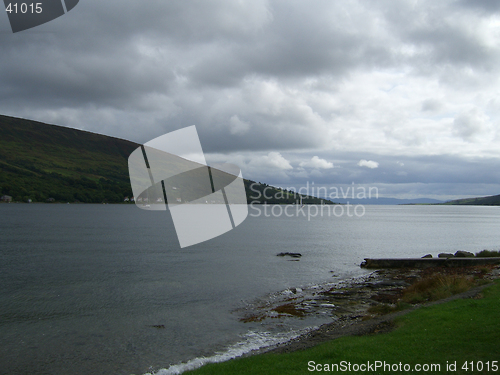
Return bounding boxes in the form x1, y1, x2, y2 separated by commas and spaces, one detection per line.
0, 115, 137, 203
443, 194, 500, 206
0, 114, 330, 205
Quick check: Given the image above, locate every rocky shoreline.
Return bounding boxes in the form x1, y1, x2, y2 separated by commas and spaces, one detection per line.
269, 281, 495, 355
239, 264, 500, 356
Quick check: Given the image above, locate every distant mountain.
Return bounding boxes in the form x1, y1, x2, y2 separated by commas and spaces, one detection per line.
0, 114, 329, 205
323, 197, 445, 205
442, 194, 500, 206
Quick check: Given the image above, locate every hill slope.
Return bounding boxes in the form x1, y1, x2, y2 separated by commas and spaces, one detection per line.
329, 197, 444, 205
0, 115, 329, 204
0, 115, 138, 203
443, 194, 500, 206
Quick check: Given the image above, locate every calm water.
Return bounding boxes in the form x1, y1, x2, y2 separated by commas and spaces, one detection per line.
1, 204, 500, 374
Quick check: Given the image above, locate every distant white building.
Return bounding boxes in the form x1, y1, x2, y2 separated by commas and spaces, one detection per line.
1, 195, 12, 203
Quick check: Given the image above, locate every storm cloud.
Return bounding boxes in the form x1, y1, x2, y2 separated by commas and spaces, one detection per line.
1, 0, 499, 200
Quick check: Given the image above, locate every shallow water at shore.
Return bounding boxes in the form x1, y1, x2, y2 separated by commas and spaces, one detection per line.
1, 204, 500, 374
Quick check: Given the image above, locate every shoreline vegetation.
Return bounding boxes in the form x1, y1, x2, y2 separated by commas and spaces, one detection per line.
175, 258, 500, 375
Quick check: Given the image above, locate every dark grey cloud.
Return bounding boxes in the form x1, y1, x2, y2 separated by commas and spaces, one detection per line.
1, 0, 499, 198
458, 0, 500, 13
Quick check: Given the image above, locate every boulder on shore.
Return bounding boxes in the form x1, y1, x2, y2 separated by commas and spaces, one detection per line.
421, 254, 433, 258
277, 252, 302, 258
438, 253, 454, 258
454, 250, 475, 258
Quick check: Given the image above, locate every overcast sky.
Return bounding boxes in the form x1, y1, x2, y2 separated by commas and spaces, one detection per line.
2, 0, 500, 200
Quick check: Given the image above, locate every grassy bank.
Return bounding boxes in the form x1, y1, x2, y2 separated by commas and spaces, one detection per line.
186, 280, 500, 374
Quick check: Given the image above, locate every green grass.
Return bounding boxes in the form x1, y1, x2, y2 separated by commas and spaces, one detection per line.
185, 281, 500, 374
